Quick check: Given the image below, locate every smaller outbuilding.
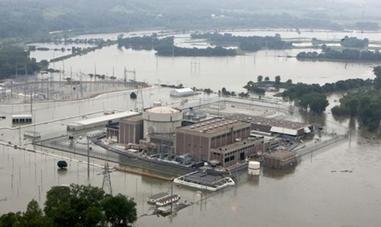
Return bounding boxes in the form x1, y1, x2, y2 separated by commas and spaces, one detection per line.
170, 88, 195, 97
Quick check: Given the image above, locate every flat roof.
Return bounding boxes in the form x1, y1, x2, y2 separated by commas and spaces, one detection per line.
264, 151, 296, 161
12, 114, 32, 118
229, 115, 310, 130
211, 138, 261, 154
182, 171, 231, 187
178, 117, 250, 135
120, 115, 143, 123
68, 111, 139, 127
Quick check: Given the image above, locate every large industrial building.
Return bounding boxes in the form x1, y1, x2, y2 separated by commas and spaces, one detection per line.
175, 117, 252, 161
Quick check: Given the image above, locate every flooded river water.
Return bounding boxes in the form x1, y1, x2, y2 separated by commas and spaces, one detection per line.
1, 29, 381, 226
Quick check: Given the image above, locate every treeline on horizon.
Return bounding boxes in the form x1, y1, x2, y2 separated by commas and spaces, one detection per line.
191, 33, 293, 52
1, 0, 379, 40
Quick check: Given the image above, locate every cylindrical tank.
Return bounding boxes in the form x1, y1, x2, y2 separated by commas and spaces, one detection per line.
248, 161, 260, 176
143, 106, 182, 139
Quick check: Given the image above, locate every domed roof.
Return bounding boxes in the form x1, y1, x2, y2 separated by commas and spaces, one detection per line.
146, 106, 180, 114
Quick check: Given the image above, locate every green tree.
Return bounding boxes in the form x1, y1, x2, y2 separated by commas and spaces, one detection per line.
0, 212, 23, 227
21, 200, 50, 227
373, 66, 381, 89
299, 93, 329, 113
45, 184, 106, 227
102, 194, 137, 227
275, 75, 281, 87
42, 184, 137, 227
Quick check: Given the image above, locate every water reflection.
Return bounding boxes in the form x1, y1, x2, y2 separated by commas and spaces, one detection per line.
262, 167, 296, 179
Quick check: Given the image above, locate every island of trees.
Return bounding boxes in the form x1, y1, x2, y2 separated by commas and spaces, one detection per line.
340, 36, 369, 49
0, 46, 48, 79
117, 35, 237, 57
191, 32, 293, 52
0, 184, 137, 227
331, 66, 381, 131
297, 46, 381, 61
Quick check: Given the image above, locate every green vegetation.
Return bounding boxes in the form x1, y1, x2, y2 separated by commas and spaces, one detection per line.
0, 184, 137, 227
117, 35, 173, 50
118, 35, 237, 56
0, 0, 354, 40
243, 76, 372, 114
220, 87, 237, 97
191, 33, 292, 52
297, 46, 381, 62
156, 45, 237, 57
340, 36, 369, 49
0, 46, 47, 79
332, 66, 381, 131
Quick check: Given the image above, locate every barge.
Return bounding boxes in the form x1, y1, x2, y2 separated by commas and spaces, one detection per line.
174, 171, 235, 192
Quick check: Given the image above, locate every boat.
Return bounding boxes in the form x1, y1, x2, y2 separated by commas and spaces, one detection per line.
147, 192, 170, 205
155, 194, 181, 207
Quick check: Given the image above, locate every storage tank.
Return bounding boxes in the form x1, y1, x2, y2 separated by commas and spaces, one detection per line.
248, 161, 260, 176
143, 106, 182, 139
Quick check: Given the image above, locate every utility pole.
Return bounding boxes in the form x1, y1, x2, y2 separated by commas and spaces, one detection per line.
102, 162, 112, 195
170, 178, 174, 215
123, 67, 127, 87
87, 136, 90, 182
138, 85, 144, 112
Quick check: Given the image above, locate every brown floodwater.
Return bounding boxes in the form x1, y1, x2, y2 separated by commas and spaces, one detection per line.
2, 29, 381, 226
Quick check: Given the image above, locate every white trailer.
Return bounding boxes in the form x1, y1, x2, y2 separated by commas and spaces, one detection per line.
248, 161, 260, 176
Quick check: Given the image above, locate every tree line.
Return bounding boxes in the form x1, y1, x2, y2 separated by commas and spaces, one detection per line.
117, 35, 237, 56
191, 33, 293, 52
242, 75, 373, 114
297, 46, 381, 61
331, 66, 381, 131
0, 46, 47, 79
0, 184, 137, 227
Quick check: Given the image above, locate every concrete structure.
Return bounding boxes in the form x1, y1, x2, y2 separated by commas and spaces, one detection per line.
143, 106, 182, 140
263, 151, 297, 169
229, 115, 312, 137
175, 117, 251, 161
119, 115, 144, 145
170, 88, 195, 97
210, 138, 264, 167
67, 111, 139, 132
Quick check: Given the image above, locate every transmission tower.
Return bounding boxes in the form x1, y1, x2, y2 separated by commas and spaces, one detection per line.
101, 162, 113, 195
